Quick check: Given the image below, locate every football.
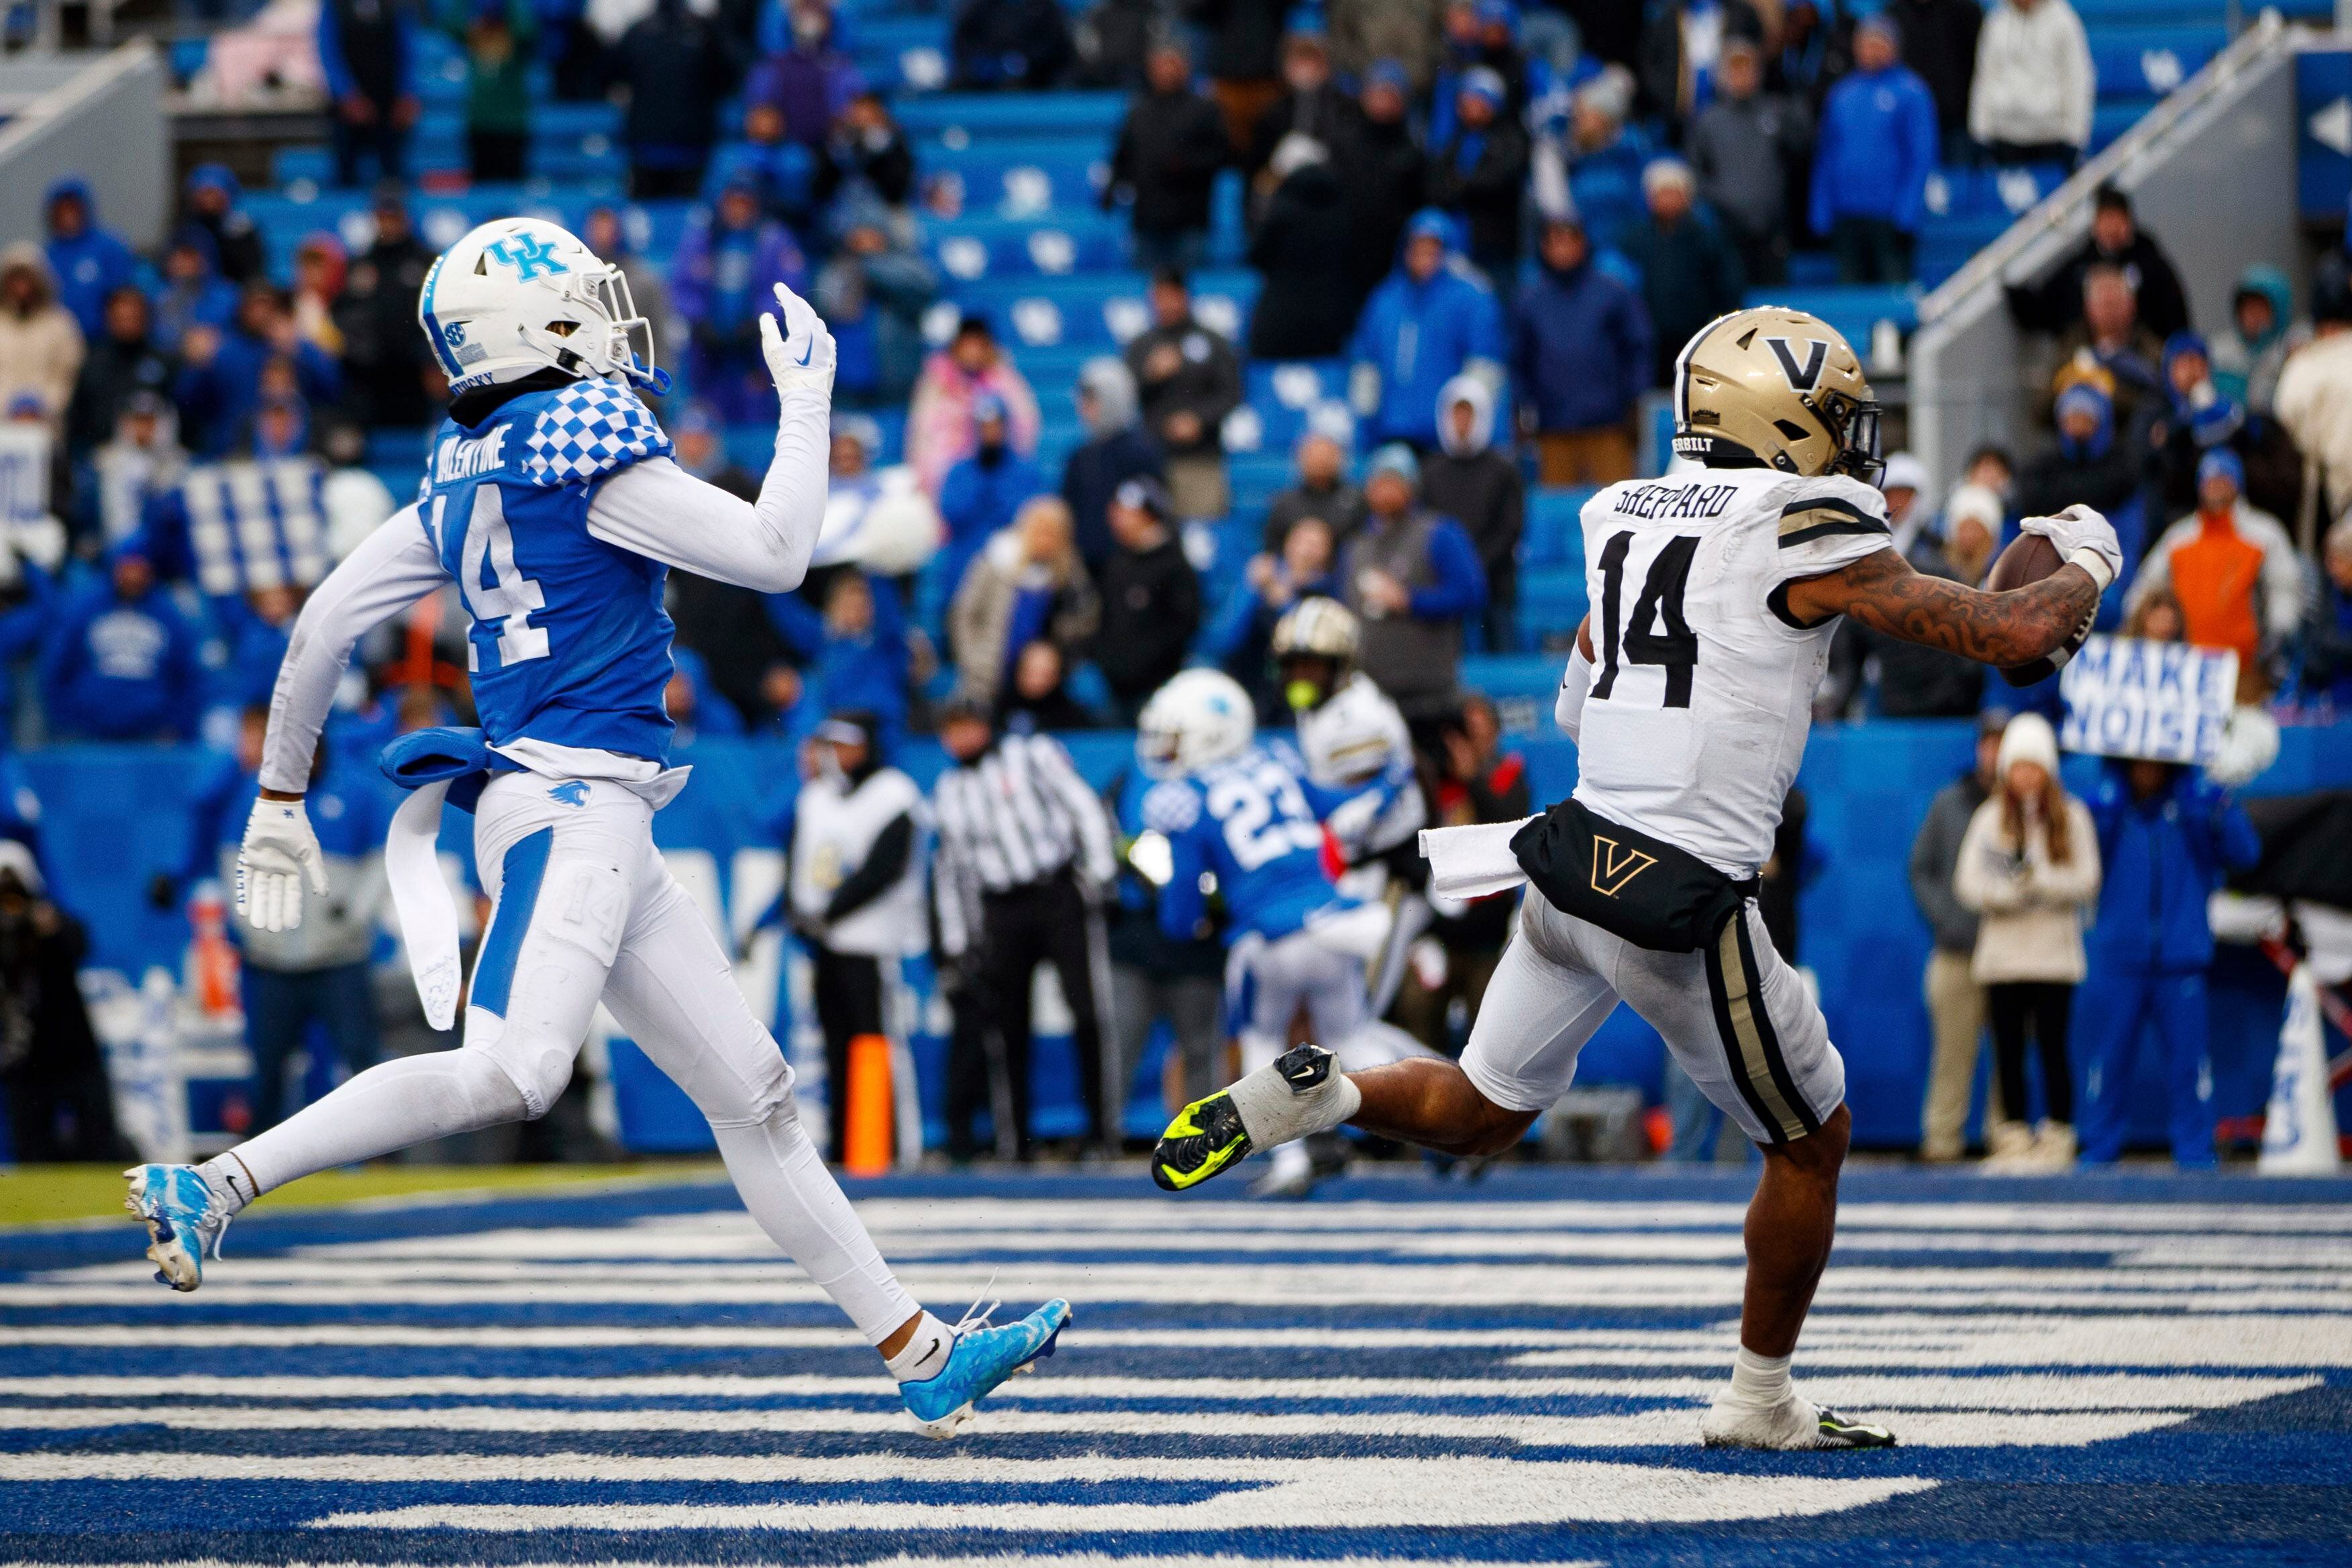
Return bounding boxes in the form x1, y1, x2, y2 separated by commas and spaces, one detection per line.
1984, 529, 2089, 686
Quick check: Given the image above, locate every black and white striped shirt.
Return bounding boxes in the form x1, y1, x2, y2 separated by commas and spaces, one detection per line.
931, 732, 1117, 959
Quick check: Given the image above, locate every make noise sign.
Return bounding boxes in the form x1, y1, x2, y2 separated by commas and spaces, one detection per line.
2059, 635, 2238, 764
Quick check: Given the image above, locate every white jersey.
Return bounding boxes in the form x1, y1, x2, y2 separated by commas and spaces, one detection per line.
1296, 670, 1425, 857
1569, 466, 1893, 878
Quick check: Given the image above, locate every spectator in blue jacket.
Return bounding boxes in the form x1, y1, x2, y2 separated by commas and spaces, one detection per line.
1348, 209, 1506, 452
40, 543, 201, 741
43, 180, 139, 342
319, 0, 422, 186
1205, 512, 1340, 723
1342, 443, 1487, 720
1512, 215, 1653, 486
172, 284, 344, 458
154, 228, 241, 358
937, 392, 1046, 604
770, 569, 911, 749
2075, 757, 2261, 1168
671, 172, 812, 423
1807, 14, 1938, 284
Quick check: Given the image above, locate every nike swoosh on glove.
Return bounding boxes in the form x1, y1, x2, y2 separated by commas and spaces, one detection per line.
237, 797, 330, 935
760, 280, 835, 397
2021, 503, 2121, 592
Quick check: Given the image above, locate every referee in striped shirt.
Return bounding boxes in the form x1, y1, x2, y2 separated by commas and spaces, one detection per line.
931, 697, 1121, 1160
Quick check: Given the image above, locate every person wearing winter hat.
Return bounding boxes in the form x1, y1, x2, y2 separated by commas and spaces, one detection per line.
2125, 445, 2305, 698
1429, 65, 1530, 289
1952, 711, 2102, 1172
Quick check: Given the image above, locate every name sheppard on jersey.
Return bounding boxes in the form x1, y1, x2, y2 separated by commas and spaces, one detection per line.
1612, 481, 1739, 521
433, 427, 511, 485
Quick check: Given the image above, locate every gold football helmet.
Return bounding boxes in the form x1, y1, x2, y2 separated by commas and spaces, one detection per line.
1669, 307, 1883, 482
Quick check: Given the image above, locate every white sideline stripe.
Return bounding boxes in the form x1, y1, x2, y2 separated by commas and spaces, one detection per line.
9, 1315, 2352, 1367
308, 1457, 1938, 1530
0, 1410, 2201, 1485
0, 1410, 2203, 1479
255, 1229, 2352, 1264
0, 1372, 2312, 1409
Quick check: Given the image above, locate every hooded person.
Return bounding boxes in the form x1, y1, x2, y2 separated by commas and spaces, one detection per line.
2014, 378, 2145, 611
2126, 446, 2306, 693
1511, 213, 1651, 486
0, 245, 83, 429
1346, 209, 1505, 450
1419, 373, 1523, 649
1058, 355, 1162, 571
2210, 264, 2298, 417
670, 170, 813, 423
183, 164, 266, 286
38, 537, 203, 741
937, 389, 1047, 597
1427, 65, 1531, 288
42, 179, 139, 342
153, 226, 242, 359
1245, 135, 1359, 361
2150, 329, 2302, 524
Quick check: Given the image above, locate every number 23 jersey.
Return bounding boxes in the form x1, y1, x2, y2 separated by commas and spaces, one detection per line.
415, 378, 678, 766
1572, 467, 1892, 878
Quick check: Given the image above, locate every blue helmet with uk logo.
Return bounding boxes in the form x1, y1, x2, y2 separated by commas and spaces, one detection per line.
416, 217, 668, 397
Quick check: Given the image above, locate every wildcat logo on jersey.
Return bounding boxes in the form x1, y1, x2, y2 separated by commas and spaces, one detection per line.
1766, 337, 1828, 393
483, 233, 570, 280
548, 781, 591, 808
1590, 835, 1657, 897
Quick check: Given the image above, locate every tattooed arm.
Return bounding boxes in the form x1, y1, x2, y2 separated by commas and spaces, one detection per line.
1780, 548, 2102, 667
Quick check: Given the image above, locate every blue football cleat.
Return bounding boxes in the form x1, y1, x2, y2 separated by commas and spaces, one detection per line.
898, 1297, 1072, 1439
123, 1165, 232, 1292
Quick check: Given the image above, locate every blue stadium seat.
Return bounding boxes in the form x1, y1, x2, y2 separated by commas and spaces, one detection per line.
925, 213, 1129, 282
919, 140, 1108, 218
1521, 486, 1594, 570
2088, 24, 2226, 99
950, 268, 1260, 350
1744, 284, 1917, 347
894, 91, 1128, 141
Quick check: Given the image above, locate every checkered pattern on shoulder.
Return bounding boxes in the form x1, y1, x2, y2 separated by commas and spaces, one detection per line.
521, 378, 673, 488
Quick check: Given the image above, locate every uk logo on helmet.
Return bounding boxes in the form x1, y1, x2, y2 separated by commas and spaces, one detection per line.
483, 233, 570, 281
442, 320, 466, 347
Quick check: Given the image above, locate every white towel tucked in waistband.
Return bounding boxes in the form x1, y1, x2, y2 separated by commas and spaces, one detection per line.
1418, 818, 1538, 900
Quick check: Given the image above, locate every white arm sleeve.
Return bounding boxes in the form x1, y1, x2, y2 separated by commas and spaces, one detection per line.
1554, 642, 1593, 741
584, 380, 831, 592
261, 507, 450, 794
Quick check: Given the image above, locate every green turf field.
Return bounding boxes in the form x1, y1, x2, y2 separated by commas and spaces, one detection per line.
0, 1163, 725, 1229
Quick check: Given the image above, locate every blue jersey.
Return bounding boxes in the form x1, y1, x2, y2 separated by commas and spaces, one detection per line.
415, 378, 678, 764
1146, 741, 1340, 945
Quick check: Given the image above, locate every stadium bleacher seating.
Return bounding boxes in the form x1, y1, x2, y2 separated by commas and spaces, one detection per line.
206, 0, 2280, 656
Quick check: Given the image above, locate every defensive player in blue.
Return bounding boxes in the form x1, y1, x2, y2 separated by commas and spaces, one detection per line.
121, 218, 1066, 1439
1135, 669, 1434, 1197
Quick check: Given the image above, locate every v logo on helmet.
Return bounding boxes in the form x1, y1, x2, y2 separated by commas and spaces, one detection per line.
1589, 836, 1656, 898
1766, 337, 1827, 393
483, 233, 570, 281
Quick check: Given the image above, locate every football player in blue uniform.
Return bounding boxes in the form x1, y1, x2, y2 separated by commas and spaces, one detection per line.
123, 219, 1065, 1439
1136, 669, 1433, 1197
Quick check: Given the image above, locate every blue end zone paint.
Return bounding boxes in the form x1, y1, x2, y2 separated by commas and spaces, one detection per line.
1, 1169, 2347, 1565
469, 827, 551, 1018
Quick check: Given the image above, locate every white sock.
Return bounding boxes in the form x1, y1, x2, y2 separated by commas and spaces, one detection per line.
883, 1310, 956, 1383
1725, 1345, 1794, 1409
207, 1049, 531, 1209
711, 1102, 921, 1348
1227, 1035, 1362, 1149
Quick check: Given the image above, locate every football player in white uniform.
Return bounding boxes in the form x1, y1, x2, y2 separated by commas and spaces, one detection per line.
121, 220, 1066, 1439
1155, 308, 2120, 1451
1271, 597, 1430, 1009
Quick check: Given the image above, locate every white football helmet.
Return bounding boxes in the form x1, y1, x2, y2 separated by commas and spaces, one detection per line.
1270, 596, 1360, 664
417, 218, 666, 398
1137, 668, 1256, 779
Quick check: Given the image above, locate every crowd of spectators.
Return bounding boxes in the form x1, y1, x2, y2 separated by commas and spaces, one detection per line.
5, 0, 2350, 1169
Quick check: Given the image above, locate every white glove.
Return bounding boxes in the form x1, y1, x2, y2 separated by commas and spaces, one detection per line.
760, 280, 835, 397
237, 796, 329, 934
2021, 504, 2121, 592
